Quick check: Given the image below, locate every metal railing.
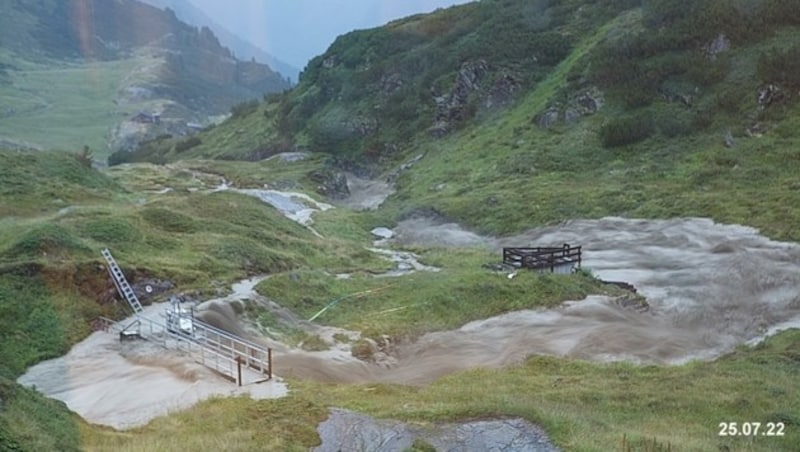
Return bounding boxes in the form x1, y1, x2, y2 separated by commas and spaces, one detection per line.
503, 243, 582, 273
166, 312, 272, 384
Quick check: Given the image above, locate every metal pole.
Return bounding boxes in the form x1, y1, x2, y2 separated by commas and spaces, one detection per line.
236, 356, 242, 387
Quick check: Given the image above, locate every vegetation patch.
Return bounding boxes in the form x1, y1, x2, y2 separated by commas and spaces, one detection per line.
599, 114, 655, 148
256, 249, 608, 339
2, 223, 91, 262
0, 378, 82, 452
140, 208, 199, 234
80, 396, 328, 452
0, 150, 121, 217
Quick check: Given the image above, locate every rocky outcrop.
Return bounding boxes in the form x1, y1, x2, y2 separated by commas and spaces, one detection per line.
704, 33, 731, 61
485, 73, 521, 109
386, 153, 424, 183
429, 60, 489, 137
536, 86, 604, 128
380, 72, 404, 97
757, 84, 786, 110
307, 169, 350, 199
314, 409, 559, 452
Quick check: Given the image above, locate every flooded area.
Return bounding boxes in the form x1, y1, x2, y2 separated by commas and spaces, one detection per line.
17, 172, 800, 434
17, 302, 288, 430
267, 216, 800, 384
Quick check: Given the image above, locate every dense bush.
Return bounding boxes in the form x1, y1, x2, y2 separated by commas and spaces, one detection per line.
140, 208, 198, 233
599, 114, 655, 147
655, 110, 693, 137
80, 217, 139, 245
230, 99, 260, 118
174, 136, 202, 153
757, 44, 800, 90
3, 224, 91, 260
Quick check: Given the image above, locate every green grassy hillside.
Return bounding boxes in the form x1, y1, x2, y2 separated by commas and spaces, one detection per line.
124, 0, 800, 240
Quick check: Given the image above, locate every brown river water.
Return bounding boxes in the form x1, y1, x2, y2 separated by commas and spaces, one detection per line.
18, 216, 800, 428
271, 217, 800, 384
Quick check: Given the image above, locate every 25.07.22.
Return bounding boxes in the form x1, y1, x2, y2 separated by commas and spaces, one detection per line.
718, 422, 785, 436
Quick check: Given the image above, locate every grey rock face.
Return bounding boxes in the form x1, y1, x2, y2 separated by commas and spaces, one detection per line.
307, 169, 350, 199
704, 33, 731, 61
313, 409, 560, 452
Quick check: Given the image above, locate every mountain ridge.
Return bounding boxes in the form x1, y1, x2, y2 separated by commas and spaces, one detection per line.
138, 0, 300, 82
0, 0, 291, 155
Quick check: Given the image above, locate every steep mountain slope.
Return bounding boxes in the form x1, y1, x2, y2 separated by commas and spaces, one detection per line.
126, 0, 800, 240
0, 0, 290, 155
139, 0, 300, 81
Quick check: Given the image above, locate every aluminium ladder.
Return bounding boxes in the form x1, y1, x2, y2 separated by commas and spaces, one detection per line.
101, 248, 144, 315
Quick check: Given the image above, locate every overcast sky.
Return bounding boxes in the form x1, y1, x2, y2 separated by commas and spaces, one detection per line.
185, 0, 474, 69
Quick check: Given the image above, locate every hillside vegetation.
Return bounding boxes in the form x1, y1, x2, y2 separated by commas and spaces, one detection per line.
123, 0, 800, 241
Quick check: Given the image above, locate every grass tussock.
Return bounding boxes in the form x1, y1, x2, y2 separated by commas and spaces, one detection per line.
80, 396, 328, 452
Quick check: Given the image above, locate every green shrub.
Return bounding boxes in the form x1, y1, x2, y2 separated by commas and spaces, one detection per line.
140, 208, 198, 233
106, 149, 131, 166
715, 86, 746, 115
654, 106, 693, 137
80, 217, 139, 245
758, 45, 800, 90
175, 136, 202, 153
3, 224, 91, 260
0, 274, 68, 377
599, 115, 655, 147
230, 99, 260, 118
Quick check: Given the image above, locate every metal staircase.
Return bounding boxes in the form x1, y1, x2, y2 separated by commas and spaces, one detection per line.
101, 248, 144, 315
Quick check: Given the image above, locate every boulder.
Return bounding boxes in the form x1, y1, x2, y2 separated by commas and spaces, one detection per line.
370, 227, 394, 240
704, 33, 731, 61
757, 84, 785, 110
536, 107, 560, 129
485, 73, 520, 109
307, 169, 350, 199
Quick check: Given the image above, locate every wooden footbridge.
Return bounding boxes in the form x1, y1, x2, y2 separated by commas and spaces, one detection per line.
98, 249, 272, 385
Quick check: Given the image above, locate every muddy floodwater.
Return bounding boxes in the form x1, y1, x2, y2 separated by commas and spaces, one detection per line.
17, 217, 800, 431
278, 217, 800, 383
